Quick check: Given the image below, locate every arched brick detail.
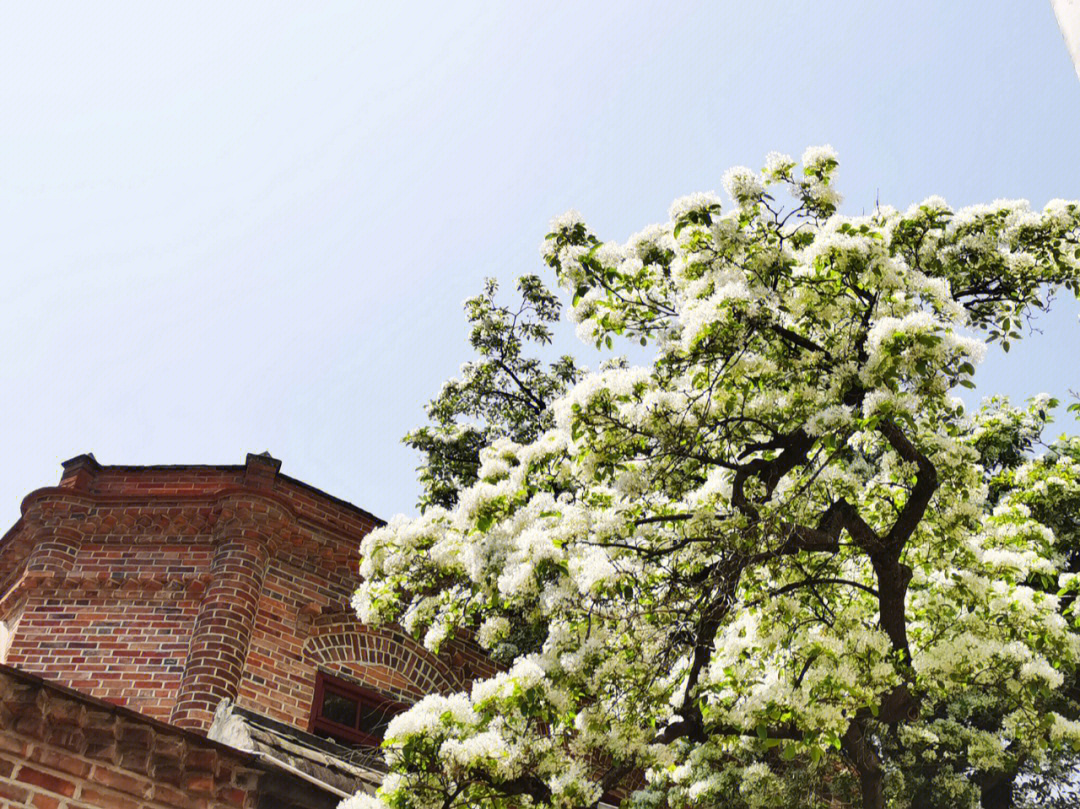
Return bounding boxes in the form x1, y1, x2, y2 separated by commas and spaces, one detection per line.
302, 617, 462, 700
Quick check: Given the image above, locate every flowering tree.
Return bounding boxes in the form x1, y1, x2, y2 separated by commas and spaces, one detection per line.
349, 148, 1080, 809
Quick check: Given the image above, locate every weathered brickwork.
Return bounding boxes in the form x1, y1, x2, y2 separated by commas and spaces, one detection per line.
0, 453, 495, 750
5, 590, 200, 722
0, 664, 263, 809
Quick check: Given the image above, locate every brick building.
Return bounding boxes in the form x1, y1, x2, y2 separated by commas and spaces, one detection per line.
0, 453, 495, 808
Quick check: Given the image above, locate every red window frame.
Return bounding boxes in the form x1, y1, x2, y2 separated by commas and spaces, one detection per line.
309, 671, 406, 747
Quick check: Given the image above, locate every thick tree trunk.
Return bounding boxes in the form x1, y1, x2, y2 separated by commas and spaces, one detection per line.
980, 771, 1015, 809
843, 721, 885, 809
874, 557, 913, 662
858, 767, 885, 809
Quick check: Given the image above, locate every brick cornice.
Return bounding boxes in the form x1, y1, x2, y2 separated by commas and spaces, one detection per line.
20, 570, 213, 596
0, 497, 367, 619
13, 484, 373, 549
20, 485, 301, 527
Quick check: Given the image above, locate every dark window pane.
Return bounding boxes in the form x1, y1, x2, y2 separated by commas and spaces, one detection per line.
321, 690, 358, 727
311, 672, 410, 747
357, 700, 399, 739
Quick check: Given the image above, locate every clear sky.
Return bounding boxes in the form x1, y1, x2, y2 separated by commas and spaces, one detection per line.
1, 1, 1078, 527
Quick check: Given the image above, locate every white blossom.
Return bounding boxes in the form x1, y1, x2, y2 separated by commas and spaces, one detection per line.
801, 144, 838, 172
668, 191, 722, 222
722, 166, 764, 207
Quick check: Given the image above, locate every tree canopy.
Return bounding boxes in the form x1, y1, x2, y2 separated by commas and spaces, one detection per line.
347, 148, 1080, 809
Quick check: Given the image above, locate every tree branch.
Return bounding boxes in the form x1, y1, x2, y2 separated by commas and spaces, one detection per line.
767, 577, 879, 600
878, 419, 938, 550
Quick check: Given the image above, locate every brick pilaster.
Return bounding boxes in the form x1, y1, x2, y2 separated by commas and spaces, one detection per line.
20, 456, 100, 578
23, 498, 88, 580
24, 524, 82, 577
171, 493, 287, 730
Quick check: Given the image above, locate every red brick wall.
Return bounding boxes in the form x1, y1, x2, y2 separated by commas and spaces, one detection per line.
0, 456, 496, 742
0, 665, 262, 809
6, 590, 201, 722
234, 545, 496, 729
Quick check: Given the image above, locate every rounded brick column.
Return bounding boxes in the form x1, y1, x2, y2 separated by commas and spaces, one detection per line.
171, 495, 285, 730
23, 496, 86, 579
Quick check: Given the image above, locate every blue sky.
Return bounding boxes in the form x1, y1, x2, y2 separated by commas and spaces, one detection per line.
1, 1, 1078, 526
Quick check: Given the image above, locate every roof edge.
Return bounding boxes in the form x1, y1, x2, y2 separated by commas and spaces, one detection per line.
0, 662, 260, 763
53, 456, 385, 527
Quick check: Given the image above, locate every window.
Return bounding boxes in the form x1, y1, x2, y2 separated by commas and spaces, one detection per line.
309, 671, 406, 747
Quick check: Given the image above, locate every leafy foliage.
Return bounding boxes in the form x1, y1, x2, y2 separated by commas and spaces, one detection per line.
405, 275, 582, 511
349, 148, 1080, 809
